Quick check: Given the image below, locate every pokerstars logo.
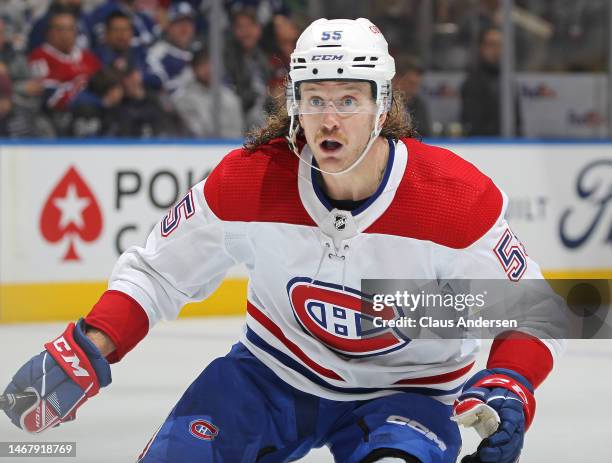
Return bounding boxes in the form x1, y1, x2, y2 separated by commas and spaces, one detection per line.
39, 166, 103, 261
287, 278, 411, 358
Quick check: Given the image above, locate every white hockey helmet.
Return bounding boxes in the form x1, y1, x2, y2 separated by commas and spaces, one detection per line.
285, 18, 396, 176
287, 18, 396, 117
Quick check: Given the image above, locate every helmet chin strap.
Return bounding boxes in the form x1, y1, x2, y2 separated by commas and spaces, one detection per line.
286, 107, 385, 177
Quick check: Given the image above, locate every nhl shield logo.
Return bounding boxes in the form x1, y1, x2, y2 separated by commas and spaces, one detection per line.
287, 278, 411, 357
334, 214, 347, 230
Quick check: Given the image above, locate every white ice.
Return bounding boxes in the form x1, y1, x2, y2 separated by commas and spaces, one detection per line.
0, 318, 610, 462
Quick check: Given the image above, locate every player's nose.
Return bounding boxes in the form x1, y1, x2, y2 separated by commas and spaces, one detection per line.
320, 107, 340, 131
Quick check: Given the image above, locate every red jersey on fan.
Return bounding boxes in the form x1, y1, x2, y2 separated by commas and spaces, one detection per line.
29, 43, 101, 110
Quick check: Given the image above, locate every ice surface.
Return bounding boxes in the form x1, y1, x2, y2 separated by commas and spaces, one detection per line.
0, 318, 610, 462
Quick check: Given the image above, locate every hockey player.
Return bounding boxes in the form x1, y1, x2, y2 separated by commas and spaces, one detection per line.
4, 18, 564, 463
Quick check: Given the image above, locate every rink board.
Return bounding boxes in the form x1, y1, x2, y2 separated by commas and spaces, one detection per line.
0, 140, 610, 322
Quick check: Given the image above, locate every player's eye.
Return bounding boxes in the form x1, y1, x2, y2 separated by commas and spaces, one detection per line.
338, 96, 358, 110
309, 97, 324, 107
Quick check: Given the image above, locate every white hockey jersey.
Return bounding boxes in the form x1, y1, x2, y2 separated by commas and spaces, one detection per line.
90, 137, 564, 403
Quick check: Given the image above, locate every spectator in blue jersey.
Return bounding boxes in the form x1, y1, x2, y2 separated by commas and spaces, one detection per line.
145, 2, 198, 93
26, 0, 91, 54
172, 48, 243, 138
93, 10, 148, 77
224, 7, 271, 131
87, 0, 159, 51
161, 0, 211, 39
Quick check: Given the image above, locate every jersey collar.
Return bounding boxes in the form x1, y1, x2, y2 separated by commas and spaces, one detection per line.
298, 138, 408, 235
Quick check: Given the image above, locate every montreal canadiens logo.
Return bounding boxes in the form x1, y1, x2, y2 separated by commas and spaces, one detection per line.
287, 278, 411, 357
189, 419, 219, 441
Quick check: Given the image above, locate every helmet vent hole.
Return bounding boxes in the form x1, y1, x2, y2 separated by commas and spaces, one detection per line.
354, 56, 366, 62
370, 57, 378, 61
337, 68, 344, 74
297, 58, 306, 63
312, 68, 318, 75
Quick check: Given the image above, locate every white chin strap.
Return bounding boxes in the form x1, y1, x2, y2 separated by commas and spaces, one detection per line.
286, 106, 385, 177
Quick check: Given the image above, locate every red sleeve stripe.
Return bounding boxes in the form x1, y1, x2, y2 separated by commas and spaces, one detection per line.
487, 330, 554, 389
394, 362, 475, 385
84, 290, 150, 364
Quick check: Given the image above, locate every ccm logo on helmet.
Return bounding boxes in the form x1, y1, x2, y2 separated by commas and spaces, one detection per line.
189, 419, 219, 441
287, 278, 411, 357
312, 54, 344, 61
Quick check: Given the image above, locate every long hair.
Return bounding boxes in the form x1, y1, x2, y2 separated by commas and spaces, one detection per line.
244, 88, 419, 152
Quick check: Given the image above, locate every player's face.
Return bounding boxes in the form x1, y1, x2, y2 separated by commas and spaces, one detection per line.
298, 81, 378, 174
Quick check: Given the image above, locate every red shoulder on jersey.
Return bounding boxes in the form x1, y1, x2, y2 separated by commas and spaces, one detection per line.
365, 138, 503, 248
204, 137, 315, 226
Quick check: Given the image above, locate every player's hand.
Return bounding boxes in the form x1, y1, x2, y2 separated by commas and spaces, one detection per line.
3, 319, 111, 433
452, 368, 535, 463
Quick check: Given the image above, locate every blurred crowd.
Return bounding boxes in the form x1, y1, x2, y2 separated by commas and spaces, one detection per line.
0, 0, 302, 138
0, 0, 608, 138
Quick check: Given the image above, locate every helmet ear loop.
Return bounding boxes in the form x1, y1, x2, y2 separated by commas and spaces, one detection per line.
286, 81, 302, 157
371, 98, 387, 140
286, 109, 301, 157
372, 84, 392, 138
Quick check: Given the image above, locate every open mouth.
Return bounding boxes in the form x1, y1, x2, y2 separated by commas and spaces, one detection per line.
319, 139, 343, 153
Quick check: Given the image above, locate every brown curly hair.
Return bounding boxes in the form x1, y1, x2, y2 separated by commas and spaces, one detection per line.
244, 89, 419, 152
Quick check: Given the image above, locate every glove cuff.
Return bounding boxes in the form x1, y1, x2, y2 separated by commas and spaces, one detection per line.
73, 319, 112, 388
44, 321, 112, 398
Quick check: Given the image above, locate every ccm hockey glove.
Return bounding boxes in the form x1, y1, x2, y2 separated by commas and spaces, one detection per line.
452, 368, 535, 463
3, 319, 111, 433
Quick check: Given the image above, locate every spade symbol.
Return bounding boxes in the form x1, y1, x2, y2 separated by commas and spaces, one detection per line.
39, 166, 103, 261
